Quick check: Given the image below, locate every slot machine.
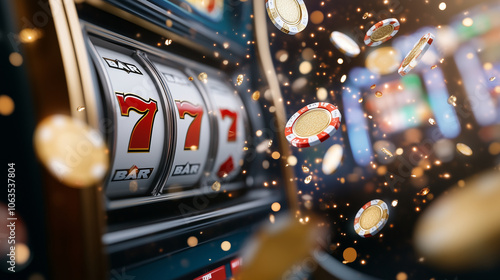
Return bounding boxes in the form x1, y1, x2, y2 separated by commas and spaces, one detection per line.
1, 0, 297, 279
264, 0, 500, 279
4, 0, 500, 279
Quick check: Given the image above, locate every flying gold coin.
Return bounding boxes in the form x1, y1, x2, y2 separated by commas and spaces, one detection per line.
33, 115, 109, 188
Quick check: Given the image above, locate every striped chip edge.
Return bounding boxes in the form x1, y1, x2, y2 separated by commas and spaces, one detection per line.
354, 199, 389, 238
364, 18, 400, 47
265, 0, 308, 35
285, 102, 341, 148
398, 32, 435, 76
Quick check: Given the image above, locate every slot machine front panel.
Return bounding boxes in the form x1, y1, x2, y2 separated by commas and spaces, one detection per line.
90, 38, 173, 198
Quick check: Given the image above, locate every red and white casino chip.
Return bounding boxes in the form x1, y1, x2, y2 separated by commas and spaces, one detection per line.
285, 102, 341, 148
398, 32, 435, 76
354, 199, 389, 238
364, 18, 400, 47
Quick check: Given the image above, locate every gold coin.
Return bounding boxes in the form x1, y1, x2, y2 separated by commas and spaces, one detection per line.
33, 115, 109, 188
456, 143, 473, 156
236, 74, 244, 86
401, 36, 428, 69
359, 205, 382, 230
276, 0, 302, 25
198, 72, 208, 83
212, 181, 221, 191
293, 108, 331, 137
370, 25, 394, 42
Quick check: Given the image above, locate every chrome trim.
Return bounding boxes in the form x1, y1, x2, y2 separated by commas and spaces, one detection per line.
103, 190, 275, 245
107, 181, 244, 210
50, 0, 87, 121
84, 31, 120, 197
47, 1, 107, 278
63, 0, 101, 126
135, 51, 177, 196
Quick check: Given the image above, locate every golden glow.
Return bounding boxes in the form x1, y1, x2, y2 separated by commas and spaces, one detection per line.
489, 142, 500, 155
129, 181, 138, 193
211, 181, 221, 192
236, 74, 244, 85
316, 87, 328, 101
304, 175, 312, 184
33, 115, 109, 188
396, 272, 408, 280
0, 95, 15, 116
310, 10, 324, 24
302, 165, 310, 173
299, 61, 312, 74
271, 202, 281, 212
187, 236, 198, 247
343, 247, 357, 263
9, 52, 23, 67
15, 243, 30, 265
271, 151, 281, 159
252, 90, 261, 101
276, 50, 289, 62
221, 241, 231, 251
19, 28, 41, 43
287, 155, 298, 166
456, 143, 473, 156
197, 72, 208, 83
462, 17, 473, 27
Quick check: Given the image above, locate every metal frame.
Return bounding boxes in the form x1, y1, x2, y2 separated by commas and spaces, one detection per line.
103, 188, 275, 244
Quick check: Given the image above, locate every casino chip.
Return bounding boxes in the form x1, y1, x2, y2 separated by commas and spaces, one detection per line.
354, 199, 389, 238
398, 32, 435, 76
34, 115, 109, 188
285, 102, 341, 148
330, 31, 360, 57
364, 18, 400, 47
266, 0, 308, 35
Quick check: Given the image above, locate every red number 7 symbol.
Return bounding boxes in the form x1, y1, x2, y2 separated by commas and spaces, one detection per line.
115, 92, 158, 152
219, 109, 238, 142
175, 101, 204, 150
